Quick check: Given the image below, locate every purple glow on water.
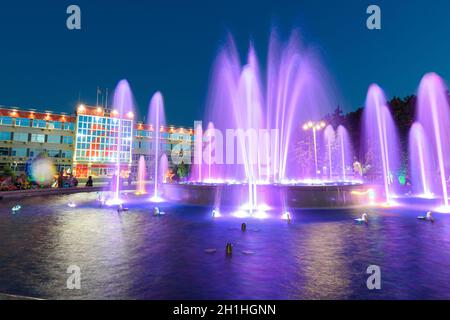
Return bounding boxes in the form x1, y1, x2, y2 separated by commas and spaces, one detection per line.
362, 84, 400, 203
416, 73, 450, 211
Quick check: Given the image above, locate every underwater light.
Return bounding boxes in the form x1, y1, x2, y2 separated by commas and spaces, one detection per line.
212, 209, 221, 218
281, 211, 291, 220
434, 205, 450, 214
12, 205, 21, 213
105, 198, 123, 206
68, 202, 77, 208
150, 195, 164, 203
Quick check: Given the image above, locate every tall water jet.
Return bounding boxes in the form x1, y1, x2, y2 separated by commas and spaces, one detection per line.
362, 84, 400, 204
336, 125, 354, 181
204, 29, 335, 212
323, 125, 335, 180
148, 92, 166, 202
109, 80, 135, 204
136, 155, 147, 195
416, 73, 450, 211
160, 154, 169, 183
409, 123, 433, 197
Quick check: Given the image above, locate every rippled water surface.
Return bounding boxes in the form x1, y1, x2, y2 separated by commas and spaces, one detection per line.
1, 192, 449, 299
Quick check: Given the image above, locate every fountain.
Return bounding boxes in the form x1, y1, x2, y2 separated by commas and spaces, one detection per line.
416, 73, 450, 211
323, 125, 335, 181
362, 84, 400, 204
162, 30, 368, 211
148, 92, 166, 202
107, 80, 135, 205
136, 155, 147, 195
336, 125, 354, 181
409, 123, 433, 197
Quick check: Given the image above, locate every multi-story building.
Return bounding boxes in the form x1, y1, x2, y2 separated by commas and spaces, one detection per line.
0, 104, 193, 179
0, 106, 75, 175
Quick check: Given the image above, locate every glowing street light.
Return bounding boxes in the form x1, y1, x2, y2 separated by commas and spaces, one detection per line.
303, 121, 326, 177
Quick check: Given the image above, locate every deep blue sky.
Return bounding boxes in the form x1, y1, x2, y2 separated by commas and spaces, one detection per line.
1, 0, 450, 126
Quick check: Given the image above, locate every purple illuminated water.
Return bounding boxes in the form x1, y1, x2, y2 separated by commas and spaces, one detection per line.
148, 92, 166, 202
323, 125, 335, 180
416, 73, 450, 211
196, 30, 336, 212
362, 84, 400, 203
136, 155, 146, 195
336, 125, 354, 181
409, 123, 433, 197
110, 80, 135, 203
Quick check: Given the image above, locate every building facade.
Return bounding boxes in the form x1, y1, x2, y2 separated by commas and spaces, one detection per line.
0, 104, 193, 179
0, 107, 75, 175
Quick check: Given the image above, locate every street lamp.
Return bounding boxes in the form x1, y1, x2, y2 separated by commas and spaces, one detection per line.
303, 121, 326, 178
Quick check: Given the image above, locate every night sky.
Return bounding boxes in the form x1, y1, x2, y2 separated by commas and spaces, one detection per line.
1, 0, 450, 126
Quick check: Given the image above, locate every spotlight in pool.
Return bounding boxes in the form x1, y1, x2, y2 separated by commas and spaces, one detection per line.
11, 205, 21, 213
68, 202, 76, 208
417, 193, 435, 199
105, 198, 123, 206
253, 211, 269, 219
281, 211, 291, 221
212, 209, 221, 218
150, 195, 164, 203
434, 205, 450, 214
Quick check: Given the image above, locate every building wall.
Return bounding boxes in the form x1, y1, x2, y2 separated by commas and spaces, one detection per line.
0, 107, 75, 175
0, 105, 194, 178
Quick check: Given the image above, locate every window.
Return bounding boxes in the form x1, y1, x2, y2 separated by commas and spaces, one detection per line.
0, 116, 13, 126
0, 147, 10, 156
12, 148, 27, 157
29, 149, 43, 158
62, 136, 73, 144
47, 135, 61, 144
62, 150, 72, 159
31, 134, 45, 143
63, 122, 74, 131
13, 132, 29, 142
0, 131, 11, 140
47, 150, 60, 158
48, 121, 62, 130
15, 118, 31, 127
32, 119, 47, 128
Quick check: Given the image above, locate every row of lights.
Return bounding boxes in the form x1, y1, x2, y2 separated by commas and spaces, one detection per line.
77, 104, 134, 119
7, 109, 68, 122
302, 121, 326, 131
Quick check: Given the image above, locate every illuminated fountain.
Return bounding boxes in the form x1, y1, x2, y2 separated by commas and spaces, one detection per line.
323, 125, 335, 181
107, 80, 135, 206
148, 92, 166, 202
336, 125, 354, 181
362, 84, 400, 204
416, 73, 450, 212
164, 30, 367, 214
136, 155, 147, 195
409, 123, 433, 197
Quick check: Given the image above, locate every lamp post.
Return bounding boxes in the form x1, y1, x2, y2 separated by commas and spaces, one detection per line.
302, 121, 326, 178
